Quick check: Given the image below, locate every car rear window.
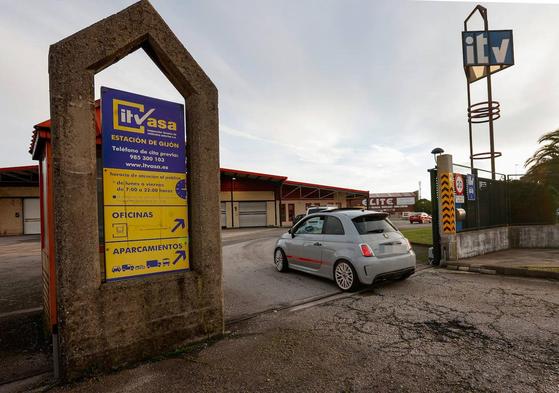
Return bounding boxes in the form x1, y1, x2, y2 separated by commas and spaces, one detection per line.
323, 216, 344, 235
352, 215, 397, 234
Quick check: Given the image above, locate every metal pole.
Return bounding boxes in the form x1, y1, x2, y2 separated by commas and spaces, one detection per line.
482, 8, 497, 180
487, 72, 496, 180
429, 168, 440, 265
278, 182, 283, 227
467, 82, 474, 172
230, 177, 235, 228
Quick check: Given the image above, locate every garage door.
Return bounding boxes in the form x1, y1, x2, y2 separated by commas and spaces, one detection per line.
23, 198, 40, 235
220, 202, 226, 227
239, 202, 267, 227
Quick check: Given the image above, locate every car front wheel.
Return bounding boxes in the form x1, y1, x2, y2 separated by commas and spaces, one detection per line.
334, 260, 360, 291
274, 248, 288, 272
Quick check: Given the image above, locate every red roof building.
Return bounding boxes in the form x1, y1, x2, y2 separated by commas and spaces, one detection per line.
29, 106, 369, 229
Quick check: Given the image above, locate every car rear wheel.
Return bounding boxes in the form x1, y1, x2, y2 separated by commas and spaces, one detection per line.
334, 261, 360, 291
274, 248, 288, 272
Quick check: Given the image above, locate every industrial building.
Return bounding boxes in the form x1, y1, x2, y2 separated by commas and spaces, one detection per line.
0, 109, 370, 236
0, 166, 40, 235
0, 164, 367, 235
220, 168, 369, 228
367, 192, 418, 217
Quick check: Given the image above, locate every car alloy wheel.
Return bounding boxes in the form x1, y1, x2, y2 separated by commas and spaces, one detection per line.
274, 248, 288, 272
334, 261, 357, 291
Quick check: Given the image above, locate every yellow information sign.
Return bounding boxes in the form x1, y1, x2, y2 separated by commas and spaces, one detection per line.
104, 205, 188, 242
103, 168, 186, 206
103, 168, 189, 280
105, 238, 188, 280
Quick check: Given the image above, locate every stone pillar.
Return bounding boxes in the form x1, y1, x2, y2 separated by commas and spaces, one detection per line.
437, 154, 457, 263
48, 0, 223, 381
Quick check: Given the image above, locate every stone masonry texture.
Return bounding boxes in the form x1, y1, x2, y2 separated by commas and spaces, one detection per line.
48, 0, 222, 381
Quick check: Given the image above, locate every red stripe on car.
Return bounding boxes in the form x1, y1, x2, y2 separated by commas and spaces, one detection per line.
286, 255, 321, 264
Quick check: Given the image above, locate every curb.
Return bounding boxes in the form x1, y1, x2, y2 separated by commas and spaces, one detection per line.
445, 263, 559, 280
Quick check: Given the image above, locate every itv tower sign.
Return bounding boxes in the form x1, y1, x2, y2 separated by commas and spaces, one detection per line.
462, 30, 514, 66
461, 5, 514, 180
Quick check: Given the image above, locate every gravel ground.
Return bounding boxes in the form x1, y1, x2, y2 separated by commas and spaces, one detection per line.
53, 268, 559, 393
0, 235, 50, 385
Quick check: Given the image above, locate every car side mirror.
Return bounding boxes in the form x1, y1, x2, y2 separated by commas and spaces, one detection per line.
287, 228, 291, 234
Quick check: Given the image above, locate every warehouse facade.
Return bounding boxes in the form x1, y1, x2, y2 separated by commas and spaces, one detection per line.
0, 166, 40, 235
219, 169, 369, 228
18, 106, 369, 236
1, 163, 368, 234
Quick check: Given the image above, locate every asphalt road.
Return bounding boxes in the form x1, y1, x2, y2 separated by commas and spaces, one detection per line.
0, 235, 42, 314
0, 235, 50, 385
222, 228, 339, 321
52, 268, 559, 393
222, 225, 432, 321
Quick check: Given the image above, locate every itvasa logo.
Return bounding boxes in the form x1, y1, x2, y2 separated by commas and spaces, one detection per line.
113, 99, 177, 134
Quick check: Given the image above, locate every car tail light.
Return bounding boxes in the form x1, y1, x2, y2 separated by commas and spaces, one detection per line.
359, 243, 374, 257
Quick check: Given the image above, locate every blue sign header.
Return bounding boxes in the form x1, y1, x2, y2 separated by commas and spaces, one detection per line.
466, 174, 476, 201
462, 30, 514, 67
101, 87, 185, 173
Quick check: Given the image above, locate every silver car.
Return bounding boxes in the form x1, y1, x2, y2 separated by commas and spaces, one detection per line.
274, 209, 416, 291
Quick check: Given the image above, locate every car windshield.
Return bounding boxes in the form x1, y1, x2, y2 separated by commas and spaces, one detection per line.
352, 215, 397, 234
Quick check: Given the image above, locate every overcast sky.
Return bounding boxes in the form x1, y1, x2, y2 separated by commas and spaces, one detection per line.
1, 0, 558, 194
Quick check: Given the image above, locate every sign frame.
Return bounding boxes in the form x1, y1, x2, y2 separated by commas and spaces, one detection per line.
101, 87, 189, 282
462, 30, 514, 68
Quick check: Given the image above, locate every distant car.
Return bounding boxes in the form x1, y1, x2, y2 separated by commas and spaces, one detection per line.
274, 210, 416, 291
292, 213, 306, 225
306, 206, 338, 215
291, 206, 337, 226
409, 212, 432, 224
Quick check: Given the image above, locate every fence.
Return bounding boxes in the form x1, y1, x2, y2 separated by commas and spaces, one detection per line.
451, 164, 558, 232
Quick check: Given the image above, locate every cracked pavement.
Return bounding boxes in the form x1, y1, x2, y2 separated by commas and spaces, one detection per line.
54, 268, 559, 393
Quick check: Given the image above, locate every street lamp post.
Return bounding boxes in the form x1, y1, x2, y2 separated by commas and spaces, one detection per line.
431, 147, 444, 167
230, 177, 236, 228
429, 147, 444, 266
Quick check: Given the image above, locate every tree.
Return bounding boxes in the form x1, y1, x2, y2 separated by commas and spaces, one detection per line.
524, 128, 559, 191
414, 198, 432, 215
522, 129, 559, 223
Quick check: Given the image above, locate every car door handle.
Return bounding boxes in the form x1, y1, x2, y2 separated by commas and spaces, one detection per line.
313, 242, 322, 246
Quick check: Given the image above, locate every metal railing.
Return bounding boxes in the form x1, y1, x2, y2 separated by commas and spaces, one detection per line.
452, 164, 558, 231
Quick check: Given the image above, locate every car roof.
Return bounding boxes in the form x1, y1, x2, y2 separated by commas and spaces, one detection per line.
325, 209, 389, 219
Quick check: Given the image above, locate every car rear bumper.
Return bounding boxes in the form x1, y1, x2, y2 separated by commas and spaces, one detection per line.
355, 251, 416, 285
373, 266, 415, 282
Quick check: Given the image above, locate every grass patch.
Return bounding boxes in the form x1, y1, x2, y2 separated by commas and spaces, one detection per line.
400, 227, 433, 246
412, 244, 429, 264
